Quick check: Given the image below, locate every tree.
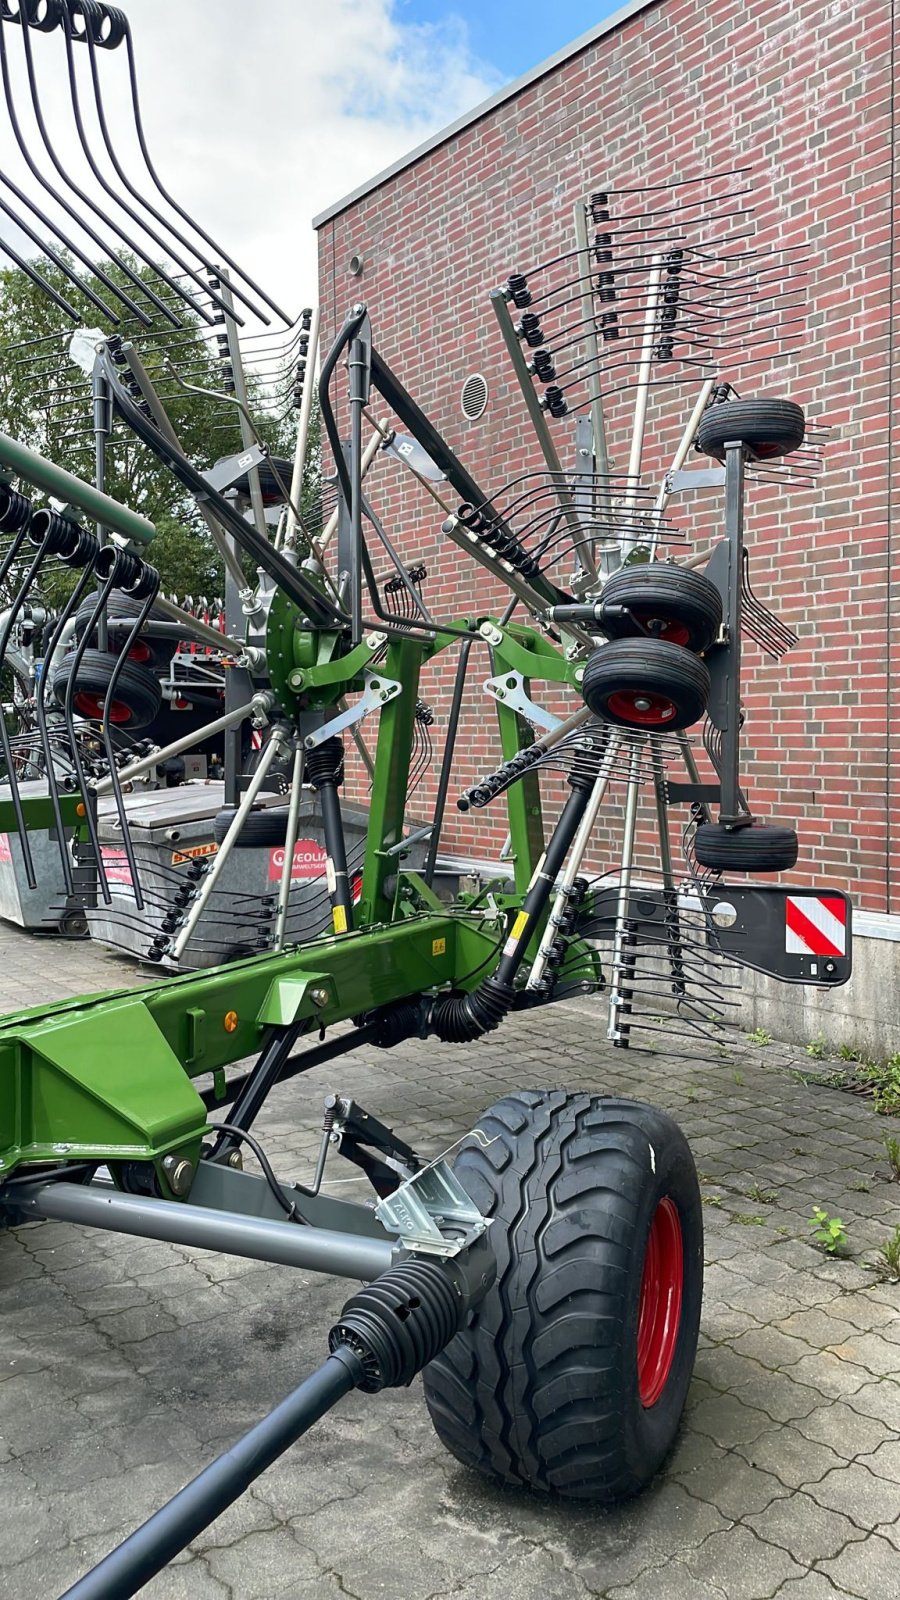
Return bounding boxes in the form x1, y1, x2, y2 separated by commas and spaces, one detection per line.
0, 254, 307, 608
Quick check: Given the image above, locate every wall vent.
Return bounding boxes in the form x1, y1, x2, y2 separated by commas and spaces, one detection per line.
460, 372, 488, 421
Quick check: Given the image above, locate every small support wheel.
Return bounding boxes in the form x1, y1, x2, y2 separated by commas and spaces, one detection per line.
694, 822, 799, 872
52, 649, 162, 731
696, 398, 805, 462
212, 806, 291, 847
599, 564, 722, 654
582, 638, 710, 731
423, 1091, 703, 1501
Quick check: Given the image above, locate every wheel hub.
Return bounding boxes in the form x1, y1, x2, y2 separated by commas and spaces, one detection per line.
607, 689, 677, 726
637, 1196, 684, 1407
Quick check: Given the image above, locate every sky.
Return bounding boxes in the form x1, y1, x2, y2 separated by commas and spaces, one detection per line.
0, 0, 625, 323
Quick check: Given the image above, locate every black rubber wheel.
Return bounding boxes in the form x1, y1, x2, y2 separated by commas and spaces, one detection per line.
423, 1091, 703, 1501
212, 806, 291, 847
51, 649, 162, 731
75, 591, 173, 671
582, 638, 710, 731
600, 564, 722, 654
696, 398, 805, 462
694, 821, 799, 872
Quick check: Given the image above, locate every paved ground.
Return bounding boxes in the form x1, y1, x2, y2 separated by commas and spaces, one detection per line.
1, 925, 900, 1600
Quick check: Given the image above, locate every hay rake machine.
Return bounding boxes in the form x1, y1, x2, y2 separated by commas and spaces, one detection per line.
0, 7, 855, 1596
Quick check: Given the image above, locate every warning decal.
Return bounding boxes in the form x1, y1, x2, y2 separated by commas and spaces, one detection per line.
785, 895, 847, 958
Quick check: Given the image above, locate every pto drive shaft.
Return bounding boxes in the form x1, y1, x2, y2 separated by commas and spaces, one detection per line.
61, 1257, 487, 1600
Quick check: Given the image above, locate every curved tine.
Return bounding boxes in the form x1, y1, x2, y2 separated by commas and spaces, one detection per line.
60, 577, 121, 904
0, 534, 58, 887
0, 15, 147, 324
0, 174, 123, 323
0, 227, 82, 318
78, 25, 257, 330
58, 9, 219, 327
12, 12, 182, 328
118, 15, 291, 327
34, 557, 102, 896
98, 593, 160, 912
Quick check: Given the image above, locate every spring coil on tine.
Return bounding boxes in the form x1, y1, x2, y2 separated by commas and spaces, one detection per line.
95, 542, 160, 600
68, 0, 105, 43
0, 482, 33, 534
28, 506, 99, 566
3, 0, 63, 31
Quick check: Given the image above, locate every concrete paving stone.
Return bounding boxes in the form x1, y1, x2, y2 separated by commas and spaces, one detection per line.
134, 1560, 233, 1599
829, 1331, 900, 1379
775, 1307, 878, 1350
721, 1283, 800, 1323
683, 1523, 807, 1599
732, 1369, 824, 1425
794, 1400, 896, 1460
0, 1459, 69, 1567
854, 1436, 900, 1482
872, 1512, 900, 1551
202, 1528, 324, 1595
844, 1379, 900, 1429
608, 1556, 732, 1600
772, 1577, 853, 1600
735, 1426, 845, 1490
689, 1391, 782, 1450
732, 1326, 816, 1370
744, 1488, 868, 1564
821, 1531, 900, 1597
55, 1459, 198, 1542
803, 1461, 900, 1525
787, 1352, 872, 1401
673, 1448, 789, 1519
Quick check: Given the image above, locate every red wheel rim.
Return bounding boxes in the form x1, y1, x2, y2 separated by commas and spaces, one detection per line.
634, 615, 691, 648
73, 691, 132, 724
637, 1197, 684, 1407
607, 689, 678, 726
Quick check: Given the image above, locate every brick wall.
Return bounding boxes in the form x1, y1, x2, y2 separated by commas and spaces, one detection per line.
317, 0, 898, 914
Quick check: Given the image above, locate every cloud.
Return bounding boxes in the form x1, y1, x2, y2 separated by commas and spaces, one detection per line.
0, 1, 501, 321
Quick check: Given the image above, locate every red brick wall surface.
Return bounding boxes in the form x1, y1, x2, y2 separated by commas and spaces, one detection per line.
317, 0, 899, 914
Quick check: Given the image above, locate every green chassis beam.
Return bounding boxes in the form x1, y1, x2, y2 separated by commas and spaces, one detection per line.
0, 792, 84, 834
0, 912, 501, 1178
0, 432, 156, 546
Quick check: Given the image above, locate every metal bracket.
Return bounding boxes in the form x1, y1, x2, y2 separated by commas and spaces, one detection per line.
666, 467, 726, 492
483, 670, 562, 732
375, 1158, 488, 1257
304, 670, 401, 750
202, 445, 268, 496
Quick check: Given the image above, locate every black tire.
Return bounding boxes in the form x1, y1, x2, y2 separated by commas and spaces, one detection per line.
600, 564, 722, 654
696, 398, 805, 462
694, 821, 799, 872
75, 591, 173, 672
51, 649, 162, 731
423, 1091, 703, 1501
582, 638, 710, 731
212, 806, 291, 847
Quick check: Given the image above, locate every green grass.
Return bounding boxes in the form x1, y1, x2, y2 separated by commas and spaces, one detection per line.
746, 1028, 772, 1047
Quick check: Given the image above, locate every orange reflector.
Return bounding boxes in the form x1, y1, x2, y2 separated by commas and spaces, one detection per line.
75, 803, 86, 817
223, 1011, 239, 1033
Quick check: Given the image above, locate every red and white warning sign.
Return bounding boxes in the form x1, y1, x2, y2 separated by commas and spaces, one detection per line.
785, 895, 847, 958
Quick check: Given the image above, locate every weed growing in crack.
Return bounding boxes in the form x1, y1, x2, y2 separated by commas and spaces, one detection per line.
746, 1028, 772, 1047
808, 1206, 849, 1256
875, 1225, 900, 1282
